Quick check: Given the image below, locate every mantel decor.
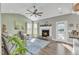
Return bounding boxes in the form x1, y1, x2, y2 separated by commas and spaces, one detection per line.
40, 24, 52, 27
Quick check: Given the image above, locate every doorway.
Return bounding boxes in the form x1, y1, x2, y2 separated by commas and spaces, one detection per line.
56, 21, 68, 42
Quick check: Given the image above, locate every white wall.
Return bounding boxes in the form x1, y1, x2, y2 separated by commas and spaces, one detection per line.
0, 13, 1, 55
38, 14, 79, 43
1, 13, 29, 35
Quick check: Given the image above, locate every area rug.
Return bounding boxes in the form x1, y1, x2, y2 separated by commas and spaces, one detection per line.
27, 38, 50, 55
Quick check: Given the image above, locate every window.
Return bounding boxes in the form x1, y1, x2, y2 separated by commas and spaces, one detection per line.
33, 22, 38, 37
27, 22, 32, 35
27, 22, 38, 37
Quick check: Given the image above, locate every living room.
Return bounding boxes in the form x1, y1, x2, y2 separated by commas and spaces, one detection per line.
1, 3, 79, 55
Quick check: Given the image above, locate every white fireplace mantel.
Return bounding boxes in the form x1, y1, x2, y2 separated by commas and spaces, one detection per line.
39, 26, 52, 36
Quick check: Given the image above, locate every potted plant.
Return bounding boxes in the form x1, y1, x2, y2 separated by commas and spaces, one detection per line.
8, 35, 28, 55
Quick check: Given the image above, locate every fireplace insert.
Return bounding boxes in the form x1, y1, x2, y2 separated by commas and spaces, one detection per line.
42, 30, 49, 37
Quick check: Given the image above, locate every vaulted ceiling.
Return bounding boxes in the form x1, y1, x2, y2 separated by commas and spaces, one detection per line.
1, 3, 73, 20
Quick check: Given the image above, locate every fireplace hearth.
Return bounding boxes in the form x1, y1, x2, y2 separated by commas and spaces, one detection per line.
42, 30, 49, 37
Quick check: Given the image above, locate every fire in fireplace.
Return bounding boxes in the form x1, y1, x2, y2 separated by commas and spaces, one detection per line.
42, 30, 49, 37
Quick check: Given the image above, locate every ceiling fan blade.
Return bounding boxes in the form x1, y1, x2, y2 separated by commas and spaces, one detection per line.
37, 12, 43, 14
34, 9, 38, 13
36, 13, 42, 16
37, 14, 42, 16
27, 10, 32, 13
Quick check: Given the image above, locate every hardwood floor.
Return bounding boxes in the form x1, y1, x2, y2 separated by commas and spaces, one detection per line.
38, 41, 72, 55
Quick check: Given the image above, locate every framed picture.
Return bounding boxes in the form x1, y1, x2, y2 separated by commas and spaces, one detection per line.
14, 19, 24, 30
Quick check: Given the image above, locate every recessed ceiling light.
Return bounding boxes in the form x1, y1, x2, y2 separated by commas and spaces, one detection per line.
58, 8, 62, 14
58, 8, 62, 10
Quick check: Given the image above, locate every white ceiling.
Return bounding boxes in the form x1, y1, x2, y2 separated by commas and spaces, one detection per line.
1, 3, 73, 20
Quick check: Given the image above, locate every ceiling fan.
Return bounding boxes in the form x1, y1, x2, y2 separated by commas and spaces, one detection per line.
25, 5, 43, 17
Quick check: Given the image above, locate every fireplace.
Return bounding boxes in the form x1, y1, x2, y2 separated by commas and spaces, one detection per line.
42, 30, 49, 37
